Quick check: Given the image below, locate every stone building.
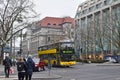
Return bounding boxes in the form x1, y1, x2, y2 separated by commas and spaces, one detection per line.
22, 16, 74, 56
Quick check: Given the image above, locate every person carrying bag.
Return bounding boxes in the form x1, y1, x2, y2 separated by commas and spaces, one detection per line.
3, 56, 12, 78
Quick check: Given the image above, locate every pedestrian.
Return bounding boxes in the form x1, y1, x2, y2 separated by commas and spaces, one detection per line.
26, 56, 35, 80
17, 57, 27, 80
3, 56, 12, 78
12, 59, 16, 66
23, 58, 28, 80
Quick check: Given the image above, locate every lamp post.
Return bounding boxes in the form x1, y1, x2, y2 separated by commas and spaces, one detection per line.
19, 30, 22, 56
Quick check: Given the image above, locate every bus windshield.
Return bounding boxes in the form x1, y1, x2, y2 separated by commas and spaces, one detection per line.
61, 54, 75, 61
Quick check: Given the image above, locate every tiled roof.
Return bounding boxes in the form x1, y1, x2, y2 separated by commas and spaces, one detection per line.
36, 16, 74, 28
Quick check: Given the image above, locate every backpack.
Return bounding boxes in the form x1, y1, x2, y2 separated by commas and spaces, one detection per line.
17, 62, 25, 71
4, 58, 11, 67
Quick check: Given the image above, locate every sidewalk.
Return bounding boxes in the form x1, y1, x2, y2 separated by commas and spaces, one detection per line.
96, 62, 120, 66
0, 65, 62, 80
76, 62, 120, 66
0, 73, 62, 80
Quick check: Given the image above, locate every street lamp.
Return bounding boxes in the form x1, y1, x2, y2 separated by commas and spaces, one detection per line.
19, 30, 23, 56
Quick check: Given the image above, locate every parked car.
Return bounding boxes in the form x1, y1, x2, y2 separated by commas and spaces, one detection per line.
39, 58, 45, 71
33, 58, 40, 71
33, 58, 46, 71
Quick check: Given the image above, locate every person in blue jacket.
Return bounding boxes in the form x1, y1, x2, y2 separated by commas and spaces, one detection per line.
26, 56, 35, 80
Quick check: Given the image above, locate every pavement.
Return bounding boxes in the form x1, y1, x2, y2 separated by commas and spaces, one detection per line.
0, 74, 62, 80
0, 65, 62, 80
95, 62, 120, 66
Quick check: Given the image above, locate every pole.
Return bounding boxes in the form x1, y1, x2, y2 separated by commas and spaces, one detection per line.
14, 36, 15, 58
20, 30, 22, 56
48, 54, 51, 76
10, 36, 12, 57
10, 25, 13, 58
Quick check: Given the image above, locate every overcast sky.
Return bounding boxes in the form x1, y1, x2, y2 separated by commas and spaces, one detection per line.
32, 0, 86, 19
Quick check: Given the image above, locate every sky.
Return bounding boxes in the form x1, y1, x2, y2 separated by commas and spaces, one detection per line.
32, 0, 86, 19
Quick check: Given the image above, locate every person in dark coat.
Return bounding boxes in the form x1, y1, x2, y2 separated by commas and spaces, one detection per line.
17, 57, 27, 80
26, 56, 35, 80
3, 56, 12, 78
23, 58, 28, 80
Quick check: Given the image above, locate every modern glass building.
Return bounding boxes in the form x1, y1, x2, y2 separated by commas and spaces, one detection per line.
75, 0, 120, 60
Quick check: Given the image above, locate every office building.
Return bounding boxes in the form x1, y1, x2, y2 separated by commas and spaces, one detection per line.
75, 0, 120, 59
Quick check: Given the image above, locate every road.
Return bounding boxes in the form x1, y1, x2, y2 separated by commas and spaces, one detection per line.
0, 63, 120, 80
42, 63, 120, 80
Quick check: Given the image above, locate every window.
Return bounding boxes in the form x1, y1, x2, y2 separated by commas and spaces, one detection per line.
47, 23, 51, 25
59, 24, 62, 26
104, 0, 110, 5
47, 37, 50, 42
97, 0, 101, 2
96, 2, 102, 9
53, 23, 56, 26
90, 0, 95, 5
84, 3, 88, 8
82, 9, 87, 15
113, 0, 117, 2
89, 6, 94, 12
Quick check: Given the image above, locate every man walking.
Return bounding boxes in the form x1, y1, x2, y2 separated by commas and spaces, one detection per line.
26, 56, 35, 80
3, 56, 12, 78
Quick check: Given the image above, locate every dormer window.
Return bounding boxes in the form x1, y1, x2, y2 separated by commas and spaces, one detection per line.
47, 23, 51, 25
53, 23, 56, 26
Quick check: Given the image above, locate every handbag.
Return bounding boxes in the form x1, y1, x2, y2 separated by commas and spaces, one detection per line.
9, 67, 14, 74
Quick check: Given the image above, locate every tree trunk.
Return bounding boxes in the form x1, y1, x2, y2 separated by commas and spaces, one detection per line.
0, 45, 5, 64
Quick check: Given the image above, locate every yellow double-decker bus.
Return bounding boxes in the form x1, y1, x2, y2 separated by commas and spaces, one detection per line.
38, 40, 76, 67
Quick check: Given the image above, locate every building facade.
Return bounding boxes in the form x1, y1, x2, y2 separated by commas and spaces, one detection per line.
75, 0, 120, 59
22, 16, 74, 56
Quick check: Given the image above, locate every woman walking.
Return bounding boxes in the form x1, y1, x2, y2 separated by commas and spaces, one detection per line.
17, 57, 27, 80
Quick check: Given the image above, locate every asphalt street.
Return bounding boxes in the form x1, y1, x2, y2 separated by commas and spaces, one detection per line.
0, 63, 120, 80
49, 63, 120, 80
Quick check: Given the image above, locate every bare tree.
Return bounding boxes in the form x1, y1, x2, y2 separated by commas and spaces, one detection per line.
91, 6, 120, 57
105, 6, 120, 54
0, 0, 38, 61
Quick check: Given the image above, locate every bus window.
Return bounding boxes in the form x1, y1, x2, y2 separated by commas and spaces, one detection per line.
61, 55, 74, 61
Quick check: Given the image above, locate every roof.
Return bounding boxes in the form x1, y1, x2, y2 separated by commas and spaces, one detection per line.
36, 16, 74, 28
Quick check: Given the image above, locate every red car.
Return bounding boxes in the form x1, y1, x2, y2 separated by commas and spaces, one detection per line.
33, 58, 45, 71
39, 58, 45, 71
33, 58, 40, 71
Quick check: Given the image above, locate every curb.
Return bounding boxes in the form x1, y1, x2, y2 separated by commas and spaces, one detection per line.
96, 64, 120, 66
0, 74, 62, 80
